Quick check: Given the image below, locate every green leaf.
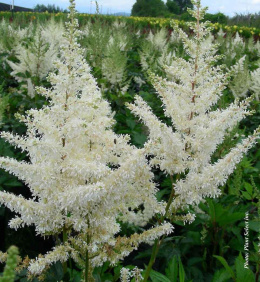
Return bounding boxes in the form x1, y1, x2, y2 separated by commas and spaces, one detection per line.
165, 257, 178, 282
212, 268, 231, 282
214, 256, 235, 281
178, 257, 185, 282
207, 199, 216, 222
235, 253, 255, 282
70, 269, 81, 282
187, 257, 203, 266
126, 118, 136, 130
241, 191, 252, 200
150, 270, 171, 282
3, 178, 23, 187
44, 262, 63, 282
132, 132, 147, 146
244, 182, 253, 195
249, 220, 260, 232
156, 188, 169, 201
217, 212, 245, 226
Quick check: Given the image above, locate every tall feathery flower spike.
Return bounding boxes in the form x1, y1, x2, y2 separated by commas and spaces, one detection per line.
127, 1, 259, 279
128, 0, 259, 214
0, 0, 173, 280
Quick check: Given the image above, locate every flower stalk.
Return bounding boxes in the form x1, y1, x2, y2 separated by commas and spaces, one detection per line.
128, 1, 260, 280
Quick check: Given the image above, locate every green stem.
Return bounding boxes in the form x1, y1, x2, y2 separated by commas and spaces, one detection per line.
85, 220, 91, 282
85, 248, 89, 282
62, 227, 68, 275
165, 175, 176, 217
69, 257, 73, 278
143, 239, 160, 282
143, 175, 177, 281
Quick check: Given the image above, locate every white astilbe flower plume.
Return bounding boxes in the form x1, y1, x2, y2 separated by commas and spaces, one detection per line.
120, 268, 131, 282
120, 266, 143, 282
139, 28, 174, 73
6, 19, 64, 97
0, 0, 172, 277
0, 18, 31, 53
229, 56, 251, 99
128, 0, 260, 218
250, 67, 260, 101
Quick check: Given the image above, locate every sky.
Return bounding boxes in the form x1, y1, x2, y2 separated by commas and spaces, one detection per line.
1, 0, 260, 16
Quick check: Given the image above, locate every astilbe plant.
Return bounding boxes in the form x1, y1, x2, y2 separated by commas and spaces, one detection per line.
139, 28, 174, 75
250, 66, 260, 101
7, 19, 64, 98
101, 33, 129, 94
229, 56, 251, 99
0, 19, 31, 54
127, 0, 260, 279
82, 18, 131, 94
0, 1, 173, 280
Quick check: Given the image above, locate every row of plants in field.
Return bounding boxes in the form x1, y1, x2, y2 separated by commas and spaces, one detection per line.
0, 0, 259, 281
0, 10, 260, 39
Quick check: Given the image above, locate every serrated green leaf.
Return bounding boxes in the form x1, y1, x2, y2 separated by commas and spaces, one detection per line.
241, 191, 252, 200
235, 253, 255, 282
249, 221, 260, 232
244, 182, 253, 195
214, 256, 235, 281
212, 268, 231, 282
217, 212, 245, 226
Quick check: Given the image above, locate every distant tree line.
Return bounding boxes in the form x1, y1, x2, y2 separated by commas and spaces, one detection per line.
228, 12, 260, 28
33, 4, 68, 13
131, 0, 195, 18
131, 0, 228, 23
32, 1, 260, 27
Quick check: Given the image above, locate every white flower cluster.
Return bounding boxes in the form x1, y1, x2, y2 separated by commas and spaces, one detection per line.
229, 56, 251, 99
120, 267, 143, 282
0, 0, 171, 276
128, 0, 260, 217
226, 32, 245, 60
250, 67, 260, 101
0, 18, 30, 53
139, 28, 175, 73
82, 18, 130, 93
6, 19, 64, 97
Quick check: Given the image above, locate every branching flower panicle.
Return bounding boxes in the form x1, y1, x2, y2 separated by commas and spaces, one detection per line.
0, 0, 172, 278
128, 0, 260, 219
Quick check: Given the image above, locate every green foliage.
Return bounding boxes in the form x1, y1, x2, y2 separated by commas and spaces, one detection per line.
33, 4, 67, 13
214, 253, 255, 282
131, 0, 194, 17
0, 85, 8, 125
167, 0, 193, 14
150, 256, 187, 282
166, 1, 180, 15
131, 0, 167, 17
204, 12, 228, 24
0, 246, 19, 282
228, 12, 260, 28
